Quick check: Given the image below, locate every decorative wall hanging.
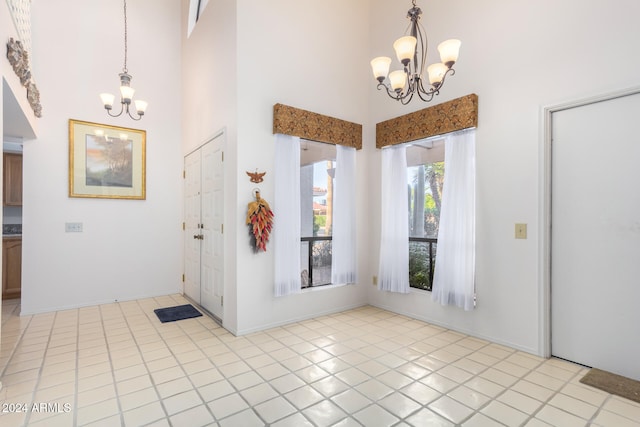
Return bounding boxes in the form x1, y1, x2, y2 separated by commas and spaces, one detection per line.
246, 170, 266, 183
69, 119, 146, 200
246, 190, 274, 252
6, 37, 42, 117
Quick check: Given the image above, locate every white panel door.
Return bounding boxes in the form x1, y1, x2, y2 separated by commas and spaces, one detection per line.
551, 92, 640, 380
200, 139, 224, 319
184, 150, 202, 304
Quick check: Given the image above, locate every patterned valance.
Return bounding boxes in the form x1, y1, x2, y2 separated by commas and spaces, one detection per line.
376, 94, 478, 148
273, 104, 362, 150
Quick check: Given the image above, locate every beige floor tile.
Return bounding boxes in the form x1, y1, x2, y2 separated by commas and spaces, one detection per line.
548, 392, 598, 419
430, 395, 475, 424
534, 405, 588, 427
163, 389, 203, 415
240, 382, 279, 406
218, 408, 265, 427
76, 398, 120, 426
448, 385, 491, 410
169, 404, 215, 427
119, 387, 159, 412
405, 408, 455, 427
199, 379, 235, 402
353, 404, 399, 427
122, 401, 166, 426
254, 396, 297, 424
481, 400, 529, 426
378, 391, 422, 418
302, 399, 347, 427
284, 384, 324, 409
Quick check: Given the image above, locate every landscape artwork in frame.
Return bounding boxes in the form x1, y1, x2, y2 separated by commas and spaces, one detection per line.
69, 119, 146, 199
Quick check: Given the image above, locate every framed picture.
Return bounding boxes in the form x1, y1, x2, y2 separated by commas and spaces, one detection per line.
69, 119, 146, 199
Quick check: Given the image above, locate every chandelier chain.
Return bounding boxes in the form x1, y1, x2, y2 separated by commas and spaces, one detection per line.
100, 0, 146, 120
123, 0, 128, 73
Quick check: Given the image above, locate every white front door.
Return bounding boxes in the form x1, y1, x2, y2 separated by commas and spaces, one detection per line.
183, 134, 224, 321
551, 92, 640, 380
200, 139, 224, 319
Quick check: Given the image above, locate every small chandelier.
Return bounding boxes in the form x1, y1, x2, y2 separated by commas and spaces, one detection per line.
370, 0, 461, 105
99, 0, 147, 120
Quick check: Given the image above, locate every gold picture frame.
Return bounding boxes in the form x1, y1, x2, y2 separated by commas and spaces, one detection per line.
69, 119, 146, 199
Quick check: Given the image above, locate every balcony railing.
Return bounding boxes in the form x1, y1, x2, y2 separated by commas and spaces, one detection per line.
409, 237, 437, 291
301, 236, 332, 288
300, 236, 436, 291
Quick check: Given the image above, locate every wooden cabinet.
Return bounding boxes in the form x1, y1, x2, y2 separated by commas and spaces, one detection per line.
2, 237, 22, 299
3, 153, 23, 206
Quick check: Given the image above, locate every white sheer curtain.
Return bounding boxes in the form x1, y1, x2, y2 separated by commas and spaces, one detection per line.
378, 145, 409, 293
331, 145, 357, 284
273, 134, 301, 297
432, 129, 476, 310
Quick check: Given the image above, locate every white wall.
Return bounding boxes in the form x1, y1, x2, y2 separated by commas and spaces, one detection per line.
181, 0, 239, 331
231, 0, 373, 334
181, 0, 372, 335
21, 0, 183, 314
367, 0, 640, 354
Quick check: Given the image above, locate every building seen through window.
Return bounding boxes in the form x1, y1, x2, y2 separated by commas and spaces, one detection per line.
300, 140, 336, 288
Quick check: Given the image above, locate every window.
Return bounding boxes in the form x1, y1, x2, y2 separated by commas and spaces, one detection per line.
407, 138, 445, 291
300, 141, 336, 288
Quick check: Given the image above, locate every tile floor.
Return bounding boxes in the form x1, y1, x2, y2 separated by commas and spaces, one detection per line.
1, 295, 639, 427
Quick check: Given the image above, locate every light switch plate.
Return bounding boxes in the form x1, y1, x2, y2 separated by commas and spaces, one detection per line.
515, 223, 527, 239
65, 222, 83, 232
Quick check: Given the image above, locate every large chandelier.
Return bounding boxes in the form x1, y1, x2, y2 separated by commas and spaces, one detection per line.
99, 0, 147, 120
370, 0, 461, 105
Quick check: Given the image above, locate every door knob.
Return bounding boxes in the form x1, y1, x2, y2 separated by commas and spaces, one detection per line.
193, 234, 203, 240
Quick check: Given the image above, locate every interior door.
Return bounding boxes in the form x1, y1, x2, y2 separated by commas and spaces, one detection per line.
551, 92, 640, 380
200, 140, 224, 319
184, 150, 202, 304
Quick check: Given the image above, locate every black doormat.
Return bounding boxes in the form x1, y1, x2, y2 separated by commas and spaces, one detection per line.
580, 368, 640, 404
154, 304, 203, 323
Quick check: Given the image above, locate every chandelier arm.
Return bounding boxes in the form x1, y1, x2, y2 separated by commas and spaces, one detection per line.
106, 102, 125, 118
127, 109, 143, 121
400, 91, 414, 105
415, 77, 436, 102
416, 87, 435, 103
378, 82, 402, 101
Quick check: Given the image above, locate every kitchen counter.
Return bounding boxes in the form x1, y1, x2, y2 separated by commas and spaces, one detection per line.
3, 224, 21, 236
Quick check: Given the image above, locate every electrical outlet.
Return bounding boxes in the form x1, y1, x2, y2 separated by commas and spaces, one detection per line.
515, 223, 527, 239
65, 222, 83, 233
372, 275, 378, 286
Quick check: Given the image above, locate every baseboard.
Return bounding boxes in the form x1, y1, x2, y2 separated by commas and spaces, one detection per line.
19, 290, 181, 316
233, 302, 368, 336
369, 301, 540, 356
